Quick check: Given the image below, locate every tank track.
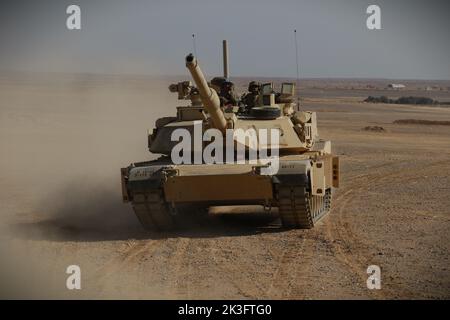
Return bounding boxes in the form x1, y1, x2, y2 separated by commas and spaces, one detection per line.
131, 184, 332, 231
131, 189, 176, 231
277, 185, 332, 229
131, 189, 209, 231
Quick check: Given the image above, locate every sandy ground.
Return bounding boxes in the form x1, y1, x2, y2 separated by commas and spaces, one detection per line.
0, 73, 449, 299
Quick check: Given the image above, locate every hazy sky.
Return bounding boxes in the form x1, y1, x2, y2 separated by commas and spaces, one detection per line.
1, 0, 449, 79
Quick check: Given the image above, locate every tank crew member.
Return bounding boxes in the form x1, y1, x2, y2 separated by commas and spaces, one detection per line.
219, 80, 238, 106
242, 81, 261, 111
210, 77, 226, 93
210, 77, 238, 107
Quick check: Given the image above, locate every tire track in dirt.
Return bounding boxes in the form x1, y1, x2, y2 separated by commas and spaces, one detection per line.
265, 234, 307, 299
326, 190, 386, 299
326, 159, 450, 299
164, 237, 192, 298
208, 237, 268, 299
94, 239, 161, 295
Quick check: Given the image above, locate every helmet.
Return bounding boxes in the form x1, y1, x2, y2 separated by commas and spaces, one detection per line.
248, 81, 261, 92
211, 77, 227, 88
223, 81, 234, 91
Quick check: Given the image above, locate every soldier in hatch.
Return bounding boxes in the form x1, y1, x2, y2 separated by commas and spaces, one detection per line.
210, 77, 238, 107
241, 81, 261, 111
220, 80, 238, 106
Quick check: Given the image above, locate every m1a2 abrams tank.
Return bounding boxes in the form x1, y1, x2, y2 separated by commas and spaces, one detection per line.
121, 41, 339, 231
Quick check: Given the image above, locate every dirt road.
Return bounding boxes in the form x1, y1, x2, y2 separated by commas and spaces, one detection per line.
1, 74, 449, 299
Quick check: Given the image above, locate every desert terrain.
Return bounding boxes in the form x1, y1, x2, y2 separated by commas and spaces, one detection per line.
0, 73, 449, 299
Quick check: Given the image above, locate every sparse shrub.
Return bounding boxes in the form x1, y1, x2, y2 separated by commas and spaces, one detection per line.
363, 126, 386, 132
364, 96, 439, 105
393, 119, 450, 126
395, 96, 435, 105
364, 96, 393, 103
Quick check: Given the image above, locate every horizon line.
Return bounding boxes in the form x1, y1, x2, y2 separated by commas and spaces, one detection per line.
1, 69, 450, 82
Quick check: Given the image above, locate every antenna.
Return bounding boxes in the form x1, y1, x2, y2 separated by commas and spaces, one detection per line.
294, 29, 300, 110
192, 34, 197, 57
222, 40, 229, 78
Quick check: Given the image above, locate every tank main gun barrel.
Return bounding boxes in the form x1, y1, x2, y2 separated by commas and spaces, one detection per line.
185, 54, 227, 133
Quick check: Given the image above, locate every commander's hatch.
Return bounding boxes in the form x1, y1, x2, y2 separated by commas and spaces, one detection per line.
259, 82, 276, 106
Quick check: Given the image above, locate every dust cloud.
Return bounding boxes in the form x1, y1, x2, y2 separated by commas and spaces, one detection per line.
0, 72, 173, 235
0, 72, 176, 297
